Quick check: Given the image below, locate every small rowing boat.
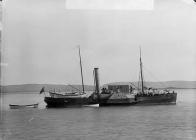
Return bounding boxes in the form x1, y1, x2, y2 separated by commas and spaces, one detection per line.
83, 104, 99, 107
9, 103, 39, 109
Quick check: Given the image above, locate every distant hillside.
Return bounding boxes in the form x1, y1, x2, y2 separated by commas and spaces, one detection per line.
1, 81, 196, 93
0, 84, 94, 93
106, 81, 196, 89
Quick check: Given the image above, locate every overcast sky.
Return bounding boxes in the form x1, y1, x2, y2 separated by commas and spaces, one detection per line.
1, 0, 196, 85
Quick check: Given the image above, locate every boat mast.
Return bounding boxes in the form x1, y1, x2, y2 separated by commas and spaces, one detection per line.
140, 47, 144, 94
78, 46, 85, 93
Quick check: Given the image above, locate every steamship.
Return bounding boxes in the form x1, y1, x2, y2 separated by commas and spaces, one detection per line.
44, 47, 177, 107
44, 46, 137, 107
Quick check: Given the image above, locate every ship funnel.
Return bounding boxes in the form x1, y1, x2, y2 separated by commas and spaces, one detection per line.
93, 68, 100, 94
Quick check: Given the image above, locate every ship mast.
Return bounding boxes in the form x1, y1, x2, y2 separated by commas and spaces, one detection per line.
78, 46, 85, 93
140, 47, 144, 94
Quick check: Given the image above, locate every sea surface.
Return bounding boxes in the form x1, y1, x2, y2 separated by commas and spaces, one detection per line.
0, 89, 196, 140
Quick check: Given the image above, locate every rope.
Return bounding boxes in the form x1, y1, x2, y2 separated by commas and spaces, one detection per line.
142, 65, 168, 88
129, 82, 139, 90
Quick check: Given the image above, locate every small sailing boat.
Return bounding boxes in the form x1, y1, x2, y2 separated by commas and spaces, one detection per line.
44, 46, 98, 107
9, 103, 39, 109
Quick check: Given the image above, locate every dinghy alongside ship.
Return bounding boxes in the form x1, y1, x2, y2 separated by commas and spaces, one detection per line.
9, 103, 38, 109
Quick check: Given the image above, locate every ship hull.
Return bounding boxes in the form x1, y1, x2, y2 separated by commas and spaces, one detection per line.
44, 93, 177, 107
44, 97, 68, 107
99, 99, 137, 106
99, 93, 137, 106
44, 97, 97, 108
135, 93, 177, 105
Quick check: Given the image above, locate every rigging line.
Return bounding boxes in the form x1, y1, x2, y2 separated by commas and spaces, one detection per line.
129, 72, 140, 90
142, 65, 167, 88
143, 66, 162, 83
129, 82, 139, 90
129, 72, 140, 89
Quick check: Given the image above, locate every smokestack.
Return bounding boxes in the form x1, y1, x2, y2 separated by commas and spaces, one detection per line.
94, 68, 100, 94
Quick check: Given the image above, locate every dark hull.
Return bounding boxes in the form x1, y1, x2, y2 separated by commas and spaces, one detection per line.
44, 97, 137, 107
135, 93, 177, 105
99, 97, 137, 106
44, 97, 97, 108
45, 93, 177, 107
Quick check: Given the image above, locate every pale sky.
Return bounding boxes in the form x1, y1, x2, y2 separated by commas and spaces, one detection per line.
1, 0, 196, 85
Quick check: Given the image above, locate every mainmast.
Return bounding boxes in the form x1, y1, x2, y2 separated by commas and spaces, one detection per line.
78, 46, 85, 93
140, 47, 144, 94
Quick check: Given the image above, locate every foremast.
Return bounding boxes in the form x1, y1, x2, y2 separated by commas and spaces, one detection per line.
78, 46, 85, 93
140, 47, 144, 94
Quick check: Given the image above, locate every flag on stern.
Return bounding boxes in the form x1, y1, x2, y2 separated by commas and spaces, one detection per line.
40, 87, 45, 94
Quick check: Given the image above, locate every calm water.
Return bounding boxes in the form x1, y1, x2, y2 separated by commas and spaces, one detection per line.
1, 89, 196, 140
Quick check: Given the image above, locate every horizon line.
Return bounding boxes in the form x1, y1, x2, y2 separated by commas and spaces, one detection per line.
1, 80, 196, 86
